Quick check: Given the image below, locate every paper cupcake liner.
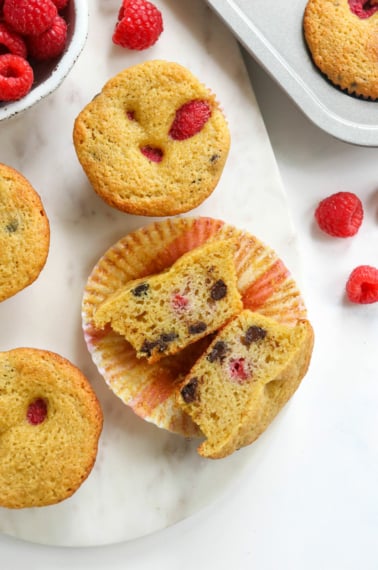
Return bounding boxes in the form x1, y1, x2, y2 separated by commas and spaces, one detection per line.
82, 217, 308, 436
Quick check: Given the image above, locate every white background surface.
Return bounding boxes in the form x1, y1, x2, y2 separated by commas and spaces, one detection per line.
1, 4, 378, 570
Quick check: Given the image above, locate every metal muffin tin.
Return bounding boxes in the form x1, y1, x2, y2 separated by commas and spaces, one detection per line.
205, 0, 378, 147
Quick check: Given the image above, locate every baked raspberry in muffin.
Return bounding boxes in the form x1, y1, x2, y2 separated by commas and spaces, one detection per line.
0, 348, 103, 508
73, 60, 231, 216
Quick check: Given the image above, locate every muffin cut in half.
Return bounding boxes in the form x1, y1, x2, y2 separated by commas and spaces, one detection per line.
93, 239, 243, 364
178, 310, 314, 459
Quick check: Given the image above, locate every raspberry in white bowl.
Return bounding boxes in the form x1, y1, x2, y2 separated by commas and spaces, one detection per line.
0, 0, 88, 120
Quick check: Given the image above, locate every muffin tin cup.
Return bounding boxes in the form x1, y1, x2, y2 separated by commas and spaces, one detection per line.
205, 0, 378, 147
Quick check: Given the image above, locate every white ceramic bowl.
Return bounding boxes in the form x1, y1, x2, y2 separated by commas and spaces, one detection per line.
0, 0, 88, 121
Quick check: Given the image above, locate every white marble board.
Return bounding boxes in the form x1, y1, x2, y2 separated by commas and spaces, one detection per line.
0, 0, 302, 547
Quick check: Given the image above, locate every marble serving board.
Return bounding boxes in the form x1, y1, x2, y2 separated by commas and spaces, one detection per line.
0, 0, 301, 547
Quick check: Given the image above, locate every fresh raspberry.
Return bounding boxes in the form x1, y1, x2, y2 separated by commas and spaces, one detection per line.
0, 22, 27, 58
112, 0, 163, 50
27, 14, 67, 60
3, 0, 57, 36
314, 191, 364, 237
169, 100, 212, 141
346, 265, 378, 304
0, 53, 33, 101
51, 0, 68, 9
27, 398, 47, 425
118, 0, 129, 19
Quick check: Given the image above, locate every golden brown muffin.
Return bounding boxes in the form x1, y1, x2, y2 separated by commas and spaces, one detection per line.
0, 163, 50, 303
304, 0, 378, 98
178, 310, 314, 459
0, 348, 103, 509
73, 60, 230, 216
93, 239, 243, 364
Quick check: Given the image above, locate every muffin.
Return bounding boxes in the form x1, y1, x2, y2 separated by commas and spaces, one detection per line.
73, 60, 231, 216
93, 238, 243, 363
0, 348, 103, 509
83, 217, 311, 439
304, 0, 378, 98
0, 163, 50, 303
178, 310, 314, 459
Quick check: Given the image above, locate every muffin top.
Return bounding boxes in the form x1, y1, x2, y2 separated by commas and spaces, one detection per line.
0, 163, 50, 303
73, 60, 231, 216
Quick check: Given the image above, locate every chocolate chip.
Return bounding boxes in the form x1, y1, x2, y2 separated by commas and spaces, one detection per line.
160, 332, 178, 343
132, 283, 149, 297
140, 332, 178, 357
5, 219, 18, 233
210, 154, 219, 163
181, 377, 198, 403
140, 339, 158, 357
188, 322, 207, 335
207, 340, 229, 363
242, 325, 267, 347
156, 331, 178, 351
155, 340, 168, 353
210, 279, 227, 301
